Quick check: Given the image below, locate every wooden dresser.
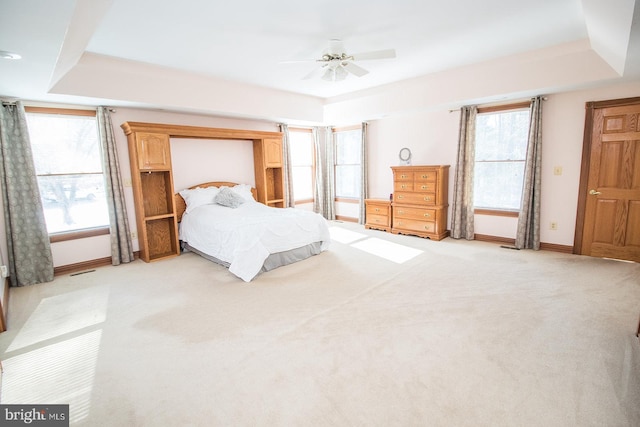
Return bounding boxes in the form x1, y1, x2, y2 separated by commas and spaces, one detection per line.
364, 199, 392, 232
391, 165, 450, 240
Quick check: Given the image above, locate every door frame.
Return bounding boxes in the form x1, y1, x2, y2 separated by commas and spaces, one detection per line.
573, 96, 640, 255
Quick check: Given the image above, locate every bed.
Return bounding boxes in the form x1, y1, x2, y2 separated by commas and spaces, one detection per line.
175, 181, 331, 281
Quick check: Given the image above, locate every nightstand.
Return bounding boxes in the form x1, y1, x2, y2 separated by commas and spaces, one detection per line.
365, 199, 391, 232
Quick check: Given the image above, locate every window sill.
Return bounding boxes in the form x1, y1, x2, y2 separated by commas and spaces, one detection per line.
335, 197, 360, 204
474, 208, 519, 218
50, 227, 110, 243
294, 198, 314, 204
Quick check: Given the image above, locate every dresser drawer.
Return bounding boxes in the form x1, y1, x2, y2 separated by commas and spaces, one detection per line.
367, 214, 390, 227
393, 218, 436, 234
414, 170, 437, 182
413, 181, 437, 192
393, 206, 436, 221
394, 181, 414, 192
394, 192, 437, 205
365, 204, 389, 218
394, 171, 413, 181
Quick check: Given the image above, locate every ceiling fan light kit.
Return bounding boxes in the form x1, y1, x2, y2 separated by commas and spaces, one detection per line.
322, 64, 349, 82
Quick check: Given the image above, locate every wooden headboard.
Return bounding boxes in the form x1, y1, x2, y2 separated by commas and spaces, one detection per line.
175, 181, 258, 222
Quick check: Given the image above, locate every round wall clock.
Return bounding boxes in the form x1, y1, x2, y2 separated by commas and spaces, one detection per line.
399, 147, 412, 165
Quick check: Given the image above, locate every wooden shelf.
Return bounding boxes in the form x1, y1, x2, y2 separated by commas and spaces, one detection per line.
267, 199, 284, 208
146, 217, 178, 261
145, 213, 176, 221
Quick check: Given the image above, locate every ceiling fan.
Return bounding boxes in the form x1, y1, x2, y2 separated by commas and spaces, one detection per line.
287, 39, 396, 82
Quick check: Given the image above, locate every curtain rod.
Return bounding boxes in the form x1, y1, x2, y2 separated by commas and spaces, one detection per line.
448, 96, 548, 113
1, 99, 116, 111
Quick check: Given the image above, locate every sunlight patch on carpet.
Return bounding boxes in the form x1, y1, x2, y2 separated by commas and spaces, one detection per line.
351, 237, 423, 263
329, 226, 368, 244
2, 329, 102, 423
7, 286, 109, 352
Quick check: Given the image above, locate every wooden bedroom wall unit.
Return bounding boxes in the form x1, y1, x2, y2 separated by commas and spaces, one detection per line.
391, 165, 450, 240
126, 131, 180, 262
121, 122, 284, 262
253, 137, 284, 207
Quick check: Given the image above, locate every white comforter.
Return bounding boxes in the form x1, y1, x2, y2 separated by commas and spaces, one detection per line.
179, 202, 330, 281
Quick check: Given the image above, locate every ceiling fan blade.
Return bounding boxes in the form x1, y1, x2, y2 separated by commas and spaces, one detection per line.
342, 61, 369, 77
327, 39, 345, 55
351, 49, 396, 61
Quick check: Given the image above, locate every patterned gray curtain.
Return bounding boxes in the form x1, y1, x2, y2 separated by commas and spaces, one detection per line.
515, 97, 543, 250
451, 105, 478, 240
313, 126, 335, 220
0, 101, 54, 286
312, 127, 324, 215
359, 122, 368, 224
97, 107, 134, 265
279, 123, 295, 208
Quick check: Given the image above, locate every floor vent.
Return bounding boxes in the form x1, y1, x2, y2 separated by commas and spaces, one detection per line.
70, 269, 96, 277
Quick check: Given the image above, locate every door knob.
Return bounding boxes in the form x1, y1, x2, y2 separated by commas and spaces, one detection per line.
589, 189, 601, 195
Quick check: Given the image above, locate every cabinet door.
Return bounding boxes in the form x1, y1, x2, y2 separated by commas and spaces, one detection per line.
263, 138, 282, 167
137, 133, 171, 170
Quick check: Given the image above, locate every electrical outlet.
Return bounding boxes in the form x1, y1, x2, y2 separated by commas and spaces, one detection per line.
0, 265, 8, 278
130, 231, 137, 239
550, 222, 558, 230
553, 166, 563, 176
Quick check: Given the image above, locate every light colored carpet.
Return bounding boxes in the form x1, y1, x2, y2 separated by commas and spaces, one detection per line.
1, 221, 639, 426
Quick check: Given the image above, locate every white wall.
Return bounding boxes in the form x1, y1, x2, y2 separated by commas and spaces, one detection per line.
170, 138, 255, 191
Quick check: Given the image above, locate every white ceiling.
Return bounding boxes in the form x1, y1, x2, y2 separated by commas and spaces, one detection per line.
0, 0, 639, 121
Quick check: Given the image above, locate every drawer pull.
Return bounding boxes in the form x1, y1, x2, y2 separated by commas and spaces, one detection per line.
401, 174, 407, 179
398, 195, 404, 199
422, 175, 428, 179
401, 184, 406, 189
424, 196, 431, 201
424, 213, 431, 218
421, 185, 427, 190
398, 210, 404, 214
424, 225, 430, 230
375, 208, 380, 212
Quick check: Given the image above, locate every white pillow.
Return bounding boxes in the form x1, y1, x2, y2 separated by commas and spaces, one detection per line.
215, 187, 245, 208
179, 186, 220, 213
231, 184, 255, 203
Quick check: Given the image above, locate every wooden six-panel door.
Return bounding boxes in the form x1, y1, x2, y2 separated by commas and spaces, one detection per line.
579, 99, 640, 262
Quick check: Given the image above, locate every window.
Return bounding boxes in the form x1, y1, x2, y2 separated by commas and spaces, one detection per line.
289, 129, 314, 203
26, 108, 109, 235
334, 128, 362, 199
474, 106, 530, 211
